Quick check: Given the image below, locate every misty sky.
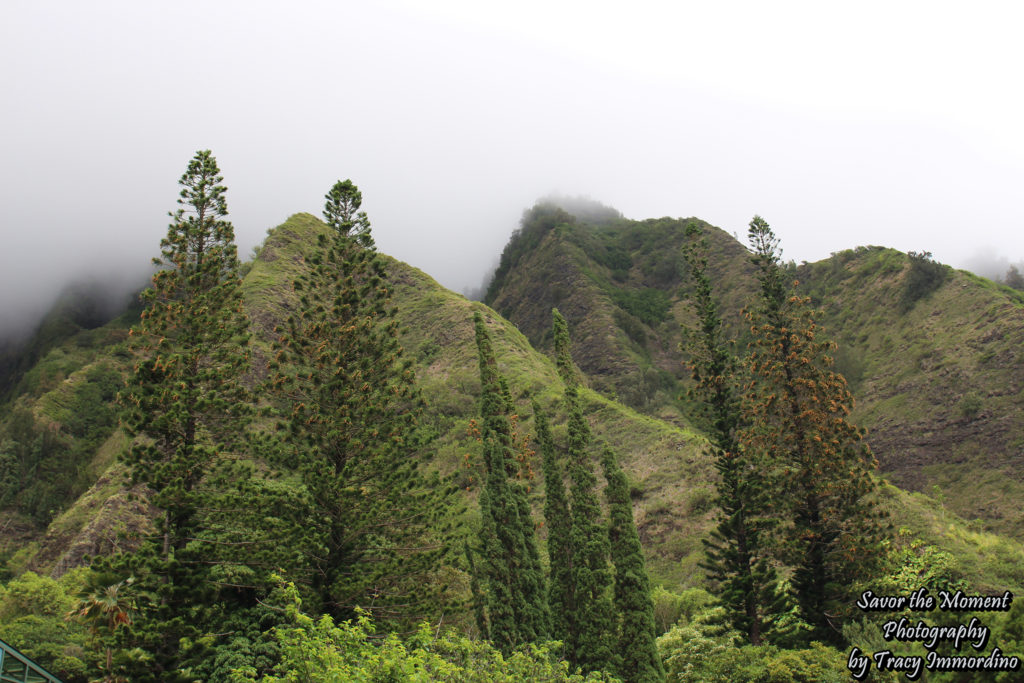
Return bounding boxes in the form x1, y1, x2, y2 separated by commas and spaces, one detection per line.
2, 1, 1023, 337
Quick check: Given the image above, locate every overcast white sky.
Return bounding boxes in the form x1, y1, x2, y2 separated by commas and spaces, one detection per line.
2, 0, 1023, 336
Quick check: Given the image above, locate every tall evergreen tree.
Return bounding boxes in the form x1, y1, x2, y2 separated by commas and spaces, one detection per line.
472, 312, 549, 653
323, 179, 375, 249
601, 446, 664, 683
681, 222, 787, 645
270, 180, 446, 622
533, 398, 573, 643
552, 309, 616, 674
114, 149, 251, 680
1004, 264, 1024, 291
742, 215, 886, 644
464, 540, 489, 640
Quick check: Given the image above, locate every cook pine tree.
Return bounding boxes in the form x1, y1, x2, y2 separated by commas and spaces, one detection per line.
471, 311, 550, 654
601, 445, 664, 683
742, 215, 886, 643
532, 398, 572, 644
270, 180, 446, 622
551, 309, 616, 675
114, 149, 251, 680
681, 221, 787, 645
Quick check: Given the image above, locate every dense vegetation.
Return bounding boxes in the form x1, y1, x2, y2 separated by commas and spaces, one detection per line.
681, 221, 786, 646
3, 168, 1024, 680
485, 204, 576, 303
469, 311, 550, 651
900, 251, 949, 310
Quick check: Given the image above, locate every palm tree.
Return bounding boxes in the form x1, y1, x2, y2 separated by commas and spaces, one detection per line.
70, 576, 139, 681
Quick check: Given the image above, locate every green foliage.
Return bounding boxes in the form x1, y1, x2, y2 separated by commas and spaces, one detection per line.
231, 583, 614, 682
0, 570, 73, 620
471, 312, 550, 652
743, 215, 888, 645
0, 408, 65, 523
838, 531, 1024, 682
68, 570, 153, 681
610, 288, 671, 327
464, 541, 489, 641
552, 309, 580, 389
1, 615, 90, 682
418, 338, 442, 364
599, 245, 633, 281
0, 571, 89, 682
542, 195, 623, 226
681, 222, 787, 646
486, 203, 575, 303
657, 615, 851, 683
555, 312, 616, 674
874, 528, 968, 597
1003, 265, 1024, 291
612, 309, 647, 347
270, 181, 448, 623
534, 400, 573, 645
602, 446, 664, 683
323, 179, 375, 249
0, 280, 135, 405
571, 228, 633, 281
13, 181, 1024, 682
831, 345, 866, 393
113, 149, 252, 679
190, 601, 284, 682
121, 148, 250, 512
989, 598, 1024, 682
0, 362, 123, 525
650, 587, 714, 635
900, 250, 948, 310
959, 391, 983, 419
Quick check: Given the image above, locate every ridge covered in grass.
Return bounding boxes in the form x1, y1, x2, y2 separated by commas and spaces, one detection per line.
2, 210, 1022, 605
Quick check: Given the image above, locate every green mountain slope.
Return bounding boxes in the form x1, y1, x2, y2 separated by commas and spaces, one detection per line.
799, 248, 1024, 535
487, 208, 759, 425
244, 213, 719, 587
3, 211, 1023, 600
486, 205, 1024, 539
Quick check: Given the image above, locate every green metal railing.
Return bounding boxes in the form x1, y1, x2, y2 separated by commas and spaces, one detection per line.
0, 637, 62, 683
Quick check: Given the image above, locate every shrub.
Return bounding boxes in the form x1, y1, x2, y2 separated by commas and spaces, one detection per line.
234, 585, 616, 681
0, 571, 89, 681
613, 309, 646, 346
610, 288, 671, 327
900, 251, 948, 310
658, 619, 852, 682
650, 586, 714, 634
959, 391, 982, 420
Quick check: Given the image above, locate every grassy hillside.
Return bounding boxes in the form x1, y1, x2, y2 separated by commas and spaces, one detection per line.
0, 310, 135, 575
799, 247, 1024, 537
486, 205, 1024, 541
3, 211, 1023, 602
487, 207, 759, 427
246, 214, 719, 588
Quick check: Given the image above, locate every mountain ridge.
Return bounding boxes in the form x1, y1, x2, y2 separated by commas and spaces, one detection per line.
2, 210, 1022, 600
485, 206, 1024, 538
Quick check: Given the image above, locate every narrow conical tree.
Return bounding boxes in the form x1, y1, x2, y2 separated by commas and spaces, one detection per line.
552, 308, 616, 674
681, 221, 787, 645
601, 446, 664, 683
533, 398, 573, 643
742, 215, 886, 643
270, 180, 446, 621
323, 179, 375, 249
115, 150, 251, 680
464, 540, 489, 640
473, 311, 549, 653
